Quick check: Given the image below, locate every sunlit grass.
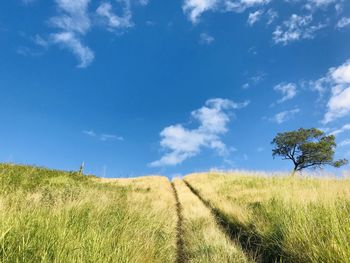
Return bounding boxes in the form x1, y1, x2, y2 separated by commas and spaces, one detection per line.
173, 178, 250, 263
3, 164, 348, 262
185, 172, 350, 263
0, 164, 177, 263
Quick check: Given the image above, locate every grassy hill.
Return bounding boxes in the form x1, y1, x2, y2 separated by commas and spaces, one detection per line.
184, 172, 350, 262
1, 164, 349, 262
0, 164, 177, 262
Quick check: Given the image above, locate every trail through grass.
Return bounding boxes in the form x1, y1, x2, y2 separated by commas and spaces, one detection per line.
2, 164, 349, 263
170, 182, 186, 263
173, 178, 251, 263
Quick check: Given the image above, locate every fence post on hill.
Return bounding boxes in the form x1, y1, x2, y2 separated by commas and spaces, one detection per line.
79, 162, 85, 175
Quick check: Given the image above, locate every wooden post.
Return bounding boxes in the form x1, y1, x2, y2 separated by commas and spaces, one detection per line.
79, 162, 85, 175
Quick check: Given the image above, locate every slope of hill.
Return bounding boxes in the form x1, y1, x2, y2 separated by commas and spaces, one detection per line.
185, 172, 350, 262
0, 164, 177, 262
1, 164, 349, 262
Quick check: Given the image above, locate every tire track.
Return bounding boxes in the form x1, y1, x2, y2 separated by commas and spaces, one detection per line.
171, 182, 186, 263
183, 180, 259, 263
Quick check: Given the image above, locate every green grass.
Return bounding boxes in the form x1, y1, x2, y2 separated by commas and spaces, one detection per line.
0, 164, 177, 263
185, 172, 350, 263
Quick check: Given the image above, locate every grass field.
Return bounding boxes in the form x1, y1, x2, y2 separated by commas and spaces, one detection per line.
0, 164, 177, 263
1, 164, 350, 262
185, 172, 350, 263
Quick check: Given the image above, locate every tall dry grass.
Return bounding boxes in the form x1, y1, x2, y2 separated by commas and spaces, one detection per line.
0, 164, 177, 263
185, 172, 350, 263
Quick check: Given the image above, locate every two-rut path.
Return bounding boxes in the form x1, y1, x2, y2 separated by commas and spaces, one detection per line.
171, 179, 254, 263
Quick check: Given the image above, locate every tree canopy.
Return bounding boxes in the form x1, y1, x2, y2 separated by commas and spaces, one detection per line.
271, 128, 348, 174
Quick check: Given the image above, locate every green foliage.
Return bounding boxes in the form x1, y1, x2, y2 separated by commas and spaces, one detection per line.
271, 128, 348, 172
0, 164, 89, 194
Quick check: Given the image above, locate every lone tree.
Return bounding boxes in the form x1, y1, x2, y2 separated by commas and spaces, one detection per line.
272, 128, 348, 175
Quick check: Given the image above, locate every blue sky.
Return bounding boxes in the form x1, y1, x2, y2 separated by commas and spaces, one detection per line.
1, 0, 350, 177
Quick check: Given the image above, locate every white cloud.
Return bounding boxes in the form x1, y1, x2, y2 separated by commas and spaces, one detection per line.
51, 0, 91, 34
308, 60, 350, 123
16, 47, 42, 57
33, 35, 49, 48
321, 60, 350, 123
83, 130, 96, 137
182, 0, 338, 44
246, 8, 278, 27
305, 0, 338, 10
324, 87, 350, 123
16, 34, 49, 58
337, 17, 350, 28
251, 72, 266, 84
309, 76, 330, 96
242, 72, 265, 89
330, 60, 350, 84
339, 139, 350, 147
44, 0, 146, 67
274, 83, 297, 103
273, 14, 325, 45
309, 0, 336, 5
138, 0, 149, 6
330, 124, 350, 136
49, 0, 93, 67
266, 8, 278, 25
100, 134, 124, 141
335, 3, 343, 14
257, 147, 264, 152
242, 83, 250, 89
248, 46, 257, 55
83, 130, 123, 141
269, 108, 300, 124
182, 0, 218, 24
146, 20, 156, 26
149, 98, 249, 167
247, 10, 263, 26
96, 1, 133, 31
199, 33, 215, 44
51, 32, 94, 68
225, 0, 271, 12
182, 0, 270, 24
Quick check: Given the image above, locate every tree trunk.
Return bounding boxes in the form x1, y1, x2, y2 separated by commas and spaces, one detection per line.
291, 165, 298, 176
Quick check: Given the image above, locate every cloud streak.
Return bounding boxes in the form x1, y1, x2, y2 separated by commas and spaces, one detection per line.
199, 33, 215, 44
337, 17, 350, 29
330, 124, 350, 136
269, 108, 300, 124
273, 14, 325, 45
83, 130, 124, 141
51, 32, 94, 68
182, 0, 271, 24
247, 10, 263, 26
